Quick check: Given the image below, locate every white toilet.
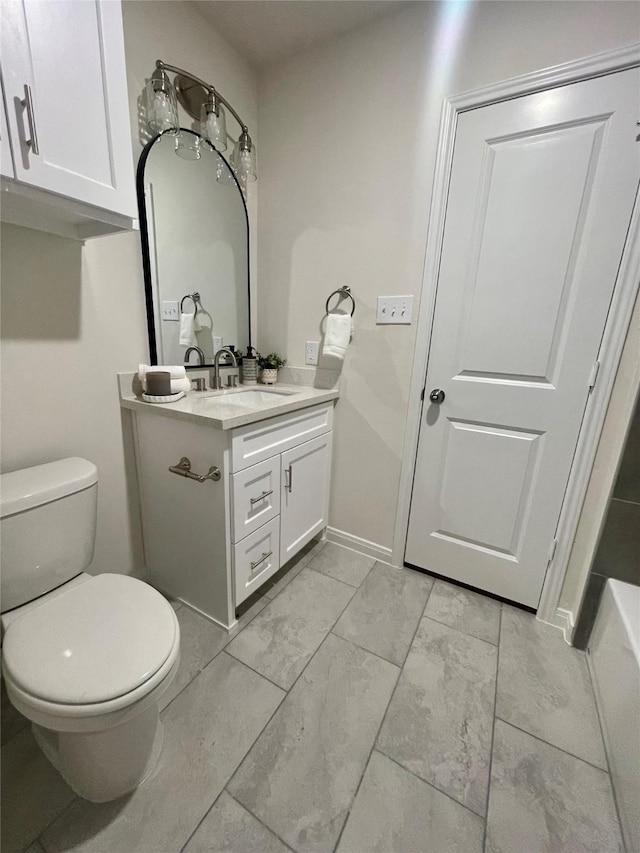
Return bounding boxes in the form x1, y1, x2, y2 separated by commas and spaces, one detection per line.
1, 457, 180, 803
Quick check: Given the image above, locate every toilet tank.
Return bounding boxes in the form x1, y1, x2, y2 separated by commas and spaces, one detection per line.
1, 458, 98, 613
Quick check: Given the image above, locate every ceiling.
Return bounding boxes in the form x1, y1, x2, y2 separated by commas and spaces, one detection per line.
192, 1, 418, 69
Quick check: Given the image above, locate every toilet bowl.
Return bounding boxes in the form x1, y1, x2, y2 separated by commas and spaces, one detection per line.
1, 459, 181, 802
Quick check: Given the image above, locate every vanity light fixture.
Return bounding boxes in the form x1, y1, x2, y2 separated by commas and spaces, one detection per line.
201, 93, 227, 152
146, 66, 179, 132
148, 60, 257, 183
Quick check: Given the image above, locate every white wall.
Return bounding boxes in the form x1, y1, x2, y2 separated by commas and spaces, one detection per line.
256, 1, 640, 552
0, 2, 257, 577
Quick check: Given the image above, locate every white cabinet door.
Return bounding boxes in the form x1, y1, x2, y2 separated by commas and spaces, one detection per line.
406, 68, 640, 608
0, 77, 15, 178
1, 0, 135, 217
280, 432, 332, 566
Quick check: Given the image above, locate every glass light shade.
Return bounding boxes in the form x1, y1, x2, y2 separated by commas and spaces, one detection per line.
233, 134, 257, 183
175, 132, 201, 161
200, 98, 227, 151
146, 71, 178, 133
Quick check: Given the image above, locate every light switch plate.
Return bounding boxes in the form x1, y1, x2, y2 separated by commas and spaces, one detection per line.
305, 341, 319, 365
162, 301, 179, 321
376, 295, 414, 325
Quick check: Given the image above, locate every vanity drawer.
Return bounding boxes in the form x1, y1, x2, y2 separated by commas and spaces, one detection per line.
231, 457, 280, 543
234, 517, 280, 606
231, 403, 333, 472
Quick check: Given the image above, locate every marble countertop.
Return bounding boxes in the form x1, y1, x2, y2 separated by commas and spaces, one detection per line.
118, 373, 339, 430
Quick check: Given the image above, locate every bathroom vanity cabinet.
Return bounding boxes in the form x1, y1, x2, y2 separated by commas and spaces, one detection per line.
0, 0, 136, 239
125, 389, 337, 630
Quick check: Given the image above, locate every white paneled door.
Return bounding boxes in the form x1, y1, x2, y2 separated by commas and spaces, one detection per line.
406, 68, 639, 608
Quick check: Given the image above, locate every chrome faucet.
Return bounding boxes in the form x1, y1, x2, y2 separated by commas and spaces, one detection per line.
212, 347, 238, 390
184, 346, 205, 366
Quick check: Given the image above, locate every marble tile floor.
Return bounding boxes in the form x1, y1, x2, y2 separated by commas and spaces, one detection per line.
2, 541, 624, 853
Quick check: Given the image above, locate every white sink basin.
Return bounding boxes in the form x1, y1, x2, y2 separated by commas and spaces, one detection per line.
202, 388, 297, 408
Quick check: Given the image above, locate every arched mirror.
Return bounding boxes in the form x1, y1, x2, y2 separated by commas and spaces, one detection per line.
137, 129, 250, 366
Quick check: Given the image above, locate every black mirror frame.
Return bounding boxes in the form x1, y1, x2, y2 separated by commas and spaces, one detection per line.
136, 127, 251, 365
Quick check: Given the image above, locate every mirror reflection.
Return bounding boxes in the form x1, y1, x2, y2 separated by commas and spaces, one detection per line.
138, 130, 250, 366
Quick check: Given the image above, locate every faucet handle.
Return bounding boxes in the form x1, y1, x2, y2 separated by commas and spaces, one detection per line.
191, 377, 207, 392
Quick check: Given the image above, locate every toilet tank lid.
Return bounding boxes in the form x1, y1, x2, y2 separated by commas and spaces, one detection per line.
0, 458, 98, 518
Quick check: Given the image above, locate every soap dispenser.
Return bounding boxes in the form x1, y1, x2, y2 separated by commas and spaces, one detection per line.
240, 346, 258, 385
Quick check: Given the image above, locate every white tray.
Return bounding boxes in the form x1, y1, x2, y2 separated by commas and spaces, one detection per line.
141, 391, 185, 404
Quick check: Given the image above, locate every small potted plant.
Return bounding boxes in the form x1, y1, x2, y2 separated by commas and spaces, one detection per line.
258, 352, 287, 385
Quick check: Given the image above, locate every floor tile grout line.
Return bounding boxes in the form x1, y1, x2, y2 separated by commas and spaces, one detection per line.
36, 793, 80, 853
176, 660, 289, 853
178, 787, 228, 853
222, 647, 293, 693
375, 746, 488, 824
224, 788, 297, 852
162, 559, 305, 715
305, 563, 369, 590
584, 654, 627, 850
227, 582, 381, 852
159, 595, 270, 714
421, 609, 500, 646
421, 613, 500, 650
482, 602, 503, 851
329, 627, 405, 669
332, 578, 439, 853
493, 715, 613, 775
227, 561, 362, 694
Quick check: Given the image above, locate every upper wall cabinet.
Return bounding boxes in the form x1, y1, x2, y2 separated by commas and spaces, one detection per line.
1, 0, 136, 240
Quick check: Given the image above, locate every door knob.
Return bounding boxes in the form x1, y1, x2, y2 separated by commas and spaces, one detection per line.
429, 388, 445, 404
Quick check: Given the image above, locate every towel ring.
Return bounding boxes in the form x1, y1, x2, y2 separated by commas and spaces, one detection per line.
325, 286, 355, 317
180, 292, 200, 314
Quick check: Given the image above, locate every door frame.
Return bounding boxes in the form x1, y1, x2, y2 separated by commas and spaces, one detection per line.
392, 43, 640, 630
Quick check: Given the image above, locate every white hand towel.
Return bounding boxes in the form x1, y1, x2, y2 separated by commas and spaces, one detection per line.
170, 377, 191, 394
179, 312, 197, 347
138, 364, 187, 380
323, 314, 353, 360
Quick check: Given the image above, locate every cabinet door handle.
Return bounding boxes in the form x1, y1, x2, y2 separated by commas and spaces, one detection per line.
285, 464, 293, 493
250, 551, 272, 571
22, 84, 39, 155
250, 489, 273, 505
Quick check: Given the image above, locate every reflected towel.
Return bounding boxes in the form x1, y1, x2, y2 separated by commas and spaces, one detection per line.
179, 312, 197, 347
323, 313, 353, 360
138, 364, 187, 380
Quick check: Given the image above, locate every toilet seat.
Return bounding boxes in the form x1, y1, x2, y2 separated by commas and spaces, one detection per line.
2, 574, 180, 729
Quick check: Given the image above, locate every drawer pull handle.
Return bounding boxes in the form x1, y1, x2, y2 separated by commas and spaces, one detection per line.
285, 465, 293, 492
22, 84, 39, 155
250, 551, 272, 571
250, 489, 273, 505
169, 456, 221, 482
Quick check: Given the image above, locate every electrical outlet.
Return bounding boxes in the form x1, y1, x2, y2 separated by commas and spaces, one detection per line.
376, 295, 414, 325
162, 301, 179, 321
213, 336, 223, 353
305, 340, 319, 365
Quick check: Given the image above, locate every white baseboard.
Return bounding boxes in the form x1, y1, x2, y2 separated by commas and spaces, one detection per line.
325, 526, 393, 565
539, 606, 575, 644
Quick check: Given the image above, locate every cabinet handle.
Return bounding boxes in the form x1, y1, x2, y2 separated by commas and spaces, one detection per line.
285, 464, 293, 493
250, 489, 273, 505
250, 551, 272, 571
22, 84, 39, 156
168, 456, 220, 482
